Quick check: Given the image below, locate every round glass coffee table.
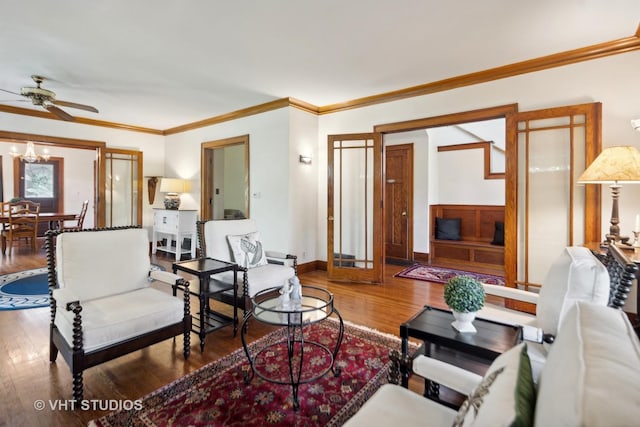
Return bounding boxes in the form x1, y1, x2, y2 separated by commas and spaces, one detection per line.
240, 285, 344, 411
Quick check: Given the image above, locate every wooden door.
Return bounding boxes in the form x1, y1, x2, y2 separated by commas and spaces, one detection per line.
385, 144, 413, 261
505, 103, 601, 310
328, 133, 384, 283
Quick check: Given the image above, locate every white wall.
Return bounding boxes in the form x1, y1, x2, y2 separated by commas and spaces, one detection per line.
288, 108, 319, 263
429, 125, 505, 205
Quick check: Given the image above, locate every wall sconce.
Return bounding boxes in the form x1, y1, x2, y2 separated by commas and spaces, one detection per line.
299, 155, 312, 165
145, 176, 160, 204
159, 178, 191, 210
631, 119, 640, 131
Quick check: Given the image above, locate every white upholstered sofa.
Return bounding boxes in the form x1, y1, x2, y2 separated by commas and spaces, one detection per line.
345, 301, 640, 426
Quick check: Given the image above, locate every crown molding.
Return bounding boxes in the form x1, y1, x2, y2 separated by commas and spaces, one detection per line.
1, 24, 639, 135
0, 104, 163, 135
163, 98, 293, 135
318, 32, 640, 115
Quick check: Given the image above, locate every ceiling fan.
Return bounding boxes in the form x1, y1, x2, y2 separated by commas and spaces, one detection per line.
0, 75, 98, 121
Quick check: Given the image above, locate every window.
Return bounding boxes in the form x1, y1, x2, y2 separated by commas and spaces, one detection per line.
24, 163, 54, 198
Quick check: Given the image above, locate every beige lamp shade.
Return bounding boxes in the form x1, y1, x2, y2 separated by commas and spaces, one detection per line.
577, 146, 640, 184
159, 178, 191, 194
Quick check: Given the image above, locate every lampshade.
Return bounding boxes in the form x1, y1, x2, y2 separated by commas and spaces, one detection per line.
577, 145, 640, 246
159, 178, 190, 194
577, 146, 640, 184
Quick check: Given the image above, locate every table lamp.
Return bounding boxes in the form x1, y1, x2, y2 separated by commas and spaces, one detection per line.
159, 178, 190, 210
577, 146, 640, 246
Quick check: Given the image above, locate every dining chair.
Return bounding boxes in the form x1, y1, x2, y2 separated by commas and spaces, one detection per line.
1, 200, 40, 254
61, 200, 89, 231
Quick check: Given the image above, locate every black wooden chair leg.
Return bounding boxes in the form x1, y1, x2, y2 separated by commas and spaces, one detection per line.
183, 331, 190, 358
72, 372, 83, 403
50, 343, 58, 362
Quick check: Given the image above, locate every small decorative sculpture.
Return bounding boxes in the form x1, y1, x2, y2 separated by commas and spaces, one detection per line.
279, 277, 292, 309
289, 276, 302, 303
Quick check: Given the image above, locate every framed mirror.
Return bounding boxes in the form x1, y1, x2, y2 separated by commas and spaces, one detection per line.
201, 135, 249, 220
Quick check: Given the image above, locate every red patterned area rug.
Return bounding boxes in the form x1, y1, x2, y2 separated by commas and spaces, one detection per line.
89, 320, 404, 427
395, 264, 505, 286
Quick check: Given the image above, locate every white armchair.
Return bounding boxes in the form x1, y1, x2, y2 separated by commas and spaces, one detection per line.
197, 219, 297, 311
46, 226, 191, 402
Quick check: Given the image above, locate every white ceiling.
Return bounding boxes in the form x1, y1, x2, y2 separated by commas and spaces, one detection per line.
1, 0, 639, 130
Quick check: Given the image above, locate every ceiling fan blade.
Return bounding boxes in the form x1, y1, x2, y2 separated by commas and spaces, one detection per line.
53, 99, 98, 113
0, 88, 23, 96
45, 104, 75, 121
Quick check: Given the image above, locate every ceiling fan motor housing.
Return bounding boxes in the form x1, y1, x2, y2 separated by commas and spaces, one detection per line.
21, 86, 56, 106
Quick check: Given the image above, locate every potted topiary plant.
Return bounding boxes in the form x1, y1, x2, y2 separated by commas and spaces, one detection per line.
443, 275, 486, 333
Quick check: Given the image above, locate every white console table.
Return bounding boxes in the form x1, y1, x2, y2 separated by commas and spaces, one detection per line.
152, 209, 197, 261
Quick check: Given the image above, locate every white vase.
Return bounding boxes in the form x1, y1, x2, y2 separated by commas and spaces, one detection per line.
451, 310, 477, 333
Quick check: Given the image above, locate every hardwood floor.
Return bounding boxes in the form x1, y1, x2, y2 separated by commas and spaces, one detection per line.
0, 240, 455, 427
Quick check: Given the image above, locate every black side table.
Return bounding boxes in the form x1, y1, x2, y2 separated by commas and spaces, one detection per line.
397, 305, 521, 403
173, 257, 238, 352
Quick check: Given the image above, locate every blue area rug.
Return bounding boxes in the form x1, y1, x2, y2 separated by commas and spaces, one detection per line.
0, 264, 166, 311
0, 268, 49, 310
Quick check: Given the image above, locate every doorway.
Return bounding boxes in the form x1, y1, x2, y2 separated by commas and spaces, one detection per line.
201, 135, 250, 221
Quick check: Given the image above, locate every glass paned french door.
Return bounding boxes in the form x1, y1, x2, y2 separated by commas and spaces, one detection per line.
327, 133, 383, 283
505, 103, 601, 297
104, 149, 142, 227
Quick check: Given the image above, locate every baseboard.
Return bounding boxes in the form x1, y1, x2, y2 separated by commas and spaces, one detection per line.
298, 260, 325, 273
413, 252, 429, 263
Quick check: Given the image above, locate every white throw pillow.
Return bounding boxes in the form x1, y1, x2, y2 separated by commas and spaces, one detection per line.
453, 343, 535, 427
536, 246, 609, 337
227, 232, 268, 269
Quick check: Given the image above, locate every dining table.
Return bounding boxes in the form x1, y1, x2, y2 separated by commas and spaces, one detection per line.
0, 212, 79, 231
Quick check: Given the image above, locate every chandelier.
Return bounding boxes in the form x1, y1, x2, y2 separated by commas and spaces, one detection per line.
10, 141, 50, 163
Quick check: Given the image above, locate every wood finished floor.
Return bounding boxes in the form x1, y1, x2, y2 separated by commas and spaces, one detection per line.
0, 240, 468, 427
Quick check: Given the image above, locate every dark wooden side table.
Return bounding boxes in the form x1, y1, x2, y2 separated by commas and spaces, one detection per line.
172, 257, 238, 352
398, 305, 521, 403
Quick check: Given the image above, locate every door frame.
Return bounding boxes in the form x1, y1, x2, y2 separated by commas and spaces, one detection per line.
0, 130, 107, 227
200, 134, 250, 221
